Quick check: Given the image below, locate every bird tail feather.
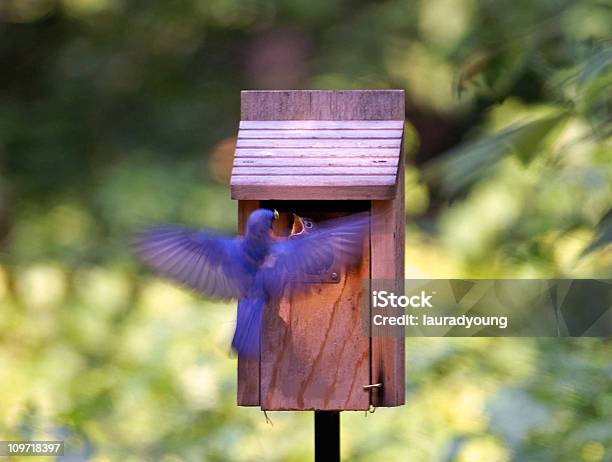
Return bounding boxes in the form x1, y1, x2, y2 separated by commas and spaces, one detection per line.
232, 298, 263, 359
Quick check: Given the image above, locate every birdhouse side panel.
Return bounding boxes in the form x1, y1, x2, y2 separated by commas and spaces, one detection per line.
370, 146, 405, 407
237, 200, 261, 406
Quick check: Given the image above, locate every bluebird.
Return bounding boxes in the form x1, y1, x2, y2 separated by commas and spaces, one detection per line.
134, 209, 369, 358
289, 214, 317, 238
289, 214, 335, 276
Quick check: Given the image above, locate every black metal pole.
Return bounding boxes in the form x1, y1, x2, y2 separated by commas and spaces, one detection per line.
314, 411, 340, 462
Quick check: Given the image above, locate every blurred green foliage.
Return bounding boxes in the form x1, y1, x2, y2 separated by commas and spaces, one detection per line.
0, 0, 610, 461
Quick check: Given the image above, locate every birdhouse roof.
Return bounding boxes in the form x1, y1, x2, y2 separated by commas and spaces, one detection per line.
230, 119, 404, 200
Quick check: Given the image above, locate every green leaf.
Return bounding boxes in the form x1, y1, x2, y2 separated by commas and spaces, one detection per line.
577, 48, 612, 89
581, 209, 612, 257
508, 113, 568, 165
577, 48, 612, 127
425, 113, 567, 196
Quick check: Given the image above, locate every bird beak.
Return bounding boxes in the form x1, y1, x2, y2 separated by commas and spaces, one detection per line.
290, 213, 305, 237
273, 209, 279, 220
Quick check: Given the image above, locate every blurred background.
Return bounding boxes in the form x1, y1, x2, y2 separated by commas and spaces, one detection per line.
0, 0, 611, 460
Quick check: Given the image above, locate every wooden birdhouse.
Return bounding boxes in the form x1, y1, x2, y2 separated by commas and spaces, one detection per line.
230, 90, 405, 411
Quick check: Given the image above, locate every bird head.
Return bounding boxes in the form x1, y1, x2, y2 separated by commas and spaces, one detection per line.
290, 214, 316, 239
246, 209, 279, 238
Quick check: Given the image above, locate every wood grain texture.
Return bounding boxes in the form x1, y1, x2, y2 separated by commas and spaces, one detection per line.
370, 143, 406, 407
260, 212, 371, 410
231, 175, 397, 185
234, 157, 399, 167
238, 129, 403, 139
231, 178, 396, 200
232, 167, 398, 176
232, 185, 396, 201
236, 138, 401, 148
240, 120, 404, 129
241, 90, 405, 120
235, 148, 399, 158
237, 200, 261, 406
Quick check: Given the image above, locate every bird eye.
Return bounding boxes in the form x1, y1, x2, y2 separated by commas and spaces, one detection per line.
305, 222, 313, 229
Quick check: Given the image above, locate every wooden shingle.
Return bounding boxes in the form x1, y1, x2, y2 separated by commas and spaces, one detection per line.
230, 119, 404, 200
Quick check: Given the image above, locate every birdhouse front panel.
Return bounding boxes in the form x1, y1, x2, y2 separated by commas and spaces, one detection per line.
261, 202, 371, 411
232, 90, 405, 411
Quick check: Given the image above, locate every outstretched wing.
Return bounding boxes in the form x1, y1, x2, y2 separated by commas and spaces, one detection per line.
262, 212, 369, 298
133, 225, 251, 299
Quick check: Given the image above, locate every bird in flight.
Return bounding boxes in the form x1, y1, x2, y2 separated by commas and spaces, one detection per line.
134, 209, 369, 358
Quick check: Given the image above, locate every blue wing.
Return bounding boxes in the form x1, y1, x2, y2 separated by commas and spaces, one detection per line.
262, 212, 370, 298
133, 225, 251, 299
232, 297, 264, 358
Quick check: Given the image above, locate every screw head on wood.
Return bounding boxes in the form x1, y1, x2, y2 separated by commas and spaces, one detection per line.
331, 272, 339, 281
